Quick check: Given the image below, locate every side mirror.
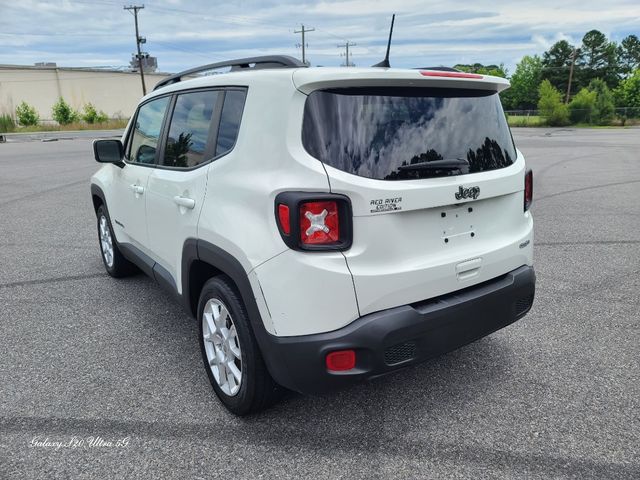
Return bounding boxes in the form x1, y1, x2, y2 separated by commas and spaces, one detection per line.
93, 139, 125, 167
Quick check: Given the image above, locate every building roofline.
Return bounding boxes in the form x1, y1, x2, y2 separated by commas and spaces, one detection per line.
0, 64, 171, 75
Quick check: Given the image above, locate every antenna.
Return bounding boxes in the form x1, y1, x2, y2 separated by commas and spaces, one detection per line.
372, 14, 395, 68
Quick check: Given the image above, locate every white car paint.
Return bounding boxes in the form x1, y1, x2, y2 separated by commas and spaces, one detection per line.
91, 65, 532, 338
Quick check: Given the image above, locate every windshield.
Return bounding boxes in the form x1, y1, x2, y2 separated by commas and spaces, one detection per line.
302, 87, 516, 180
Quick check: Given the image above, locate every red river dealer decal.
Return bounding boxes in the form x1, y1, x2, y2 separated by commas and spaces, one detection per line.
370, 197, 403, 213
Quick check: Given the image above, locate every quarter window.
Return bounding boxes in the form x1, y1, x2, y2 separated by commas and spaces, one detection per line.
162, 90, 219, 168
128, 96, 170, 165
215, 90, 246, 157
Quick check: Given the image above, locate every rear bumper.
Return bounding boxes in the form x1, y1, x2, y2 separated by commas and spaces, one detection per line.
261, 265, 535, 394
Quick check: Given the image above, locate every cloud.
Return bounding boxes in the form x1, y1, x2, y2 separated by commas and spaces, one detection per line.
0, 0, 638, 73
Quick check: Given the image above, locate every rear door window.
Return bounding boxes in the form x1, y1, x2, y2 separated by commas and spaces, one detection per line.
302, 87, 516, 180
162, 90, 220, 168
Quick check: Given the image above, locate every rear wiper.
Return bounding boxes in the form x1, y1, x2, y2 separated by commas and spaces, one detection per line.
398, 158, 469, 171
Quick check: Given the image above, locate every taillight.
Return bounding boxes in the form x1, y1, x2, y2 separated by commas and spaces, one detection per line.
524, 169, 533, 211
326, 350, 356, 371
277, 204, 290, 235
275, 192, 352, 251
299, 201, 339, 244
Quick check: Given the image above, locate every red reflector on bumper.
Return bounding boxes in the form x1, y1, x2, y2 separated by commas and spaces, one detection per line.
326, 350, 356, 371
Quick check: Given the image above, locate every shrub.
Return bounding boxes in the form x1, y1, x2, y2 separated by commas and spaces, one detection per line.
588, 79, 615, 125
0, 113, 16, 133
81, 103, 109, 124
538, 80, 569, 126
569, 88, 597, 123
15, 101, 40, 126
52, 97, 79, 125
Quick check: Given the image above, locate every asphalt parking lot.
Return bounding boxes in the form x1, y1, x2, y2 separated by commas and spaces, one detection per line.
0, 128, 638, 479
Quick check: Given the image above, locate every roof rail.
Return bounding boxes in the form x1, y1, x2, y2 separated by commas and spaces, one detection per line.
154, 55, 305, 91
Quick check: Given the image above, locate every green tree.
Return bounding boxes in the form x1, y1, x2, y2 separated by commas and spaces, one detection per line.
578, 30, 619, 89
613, 69, 640, 122
81, 103, 108, 124
52, 97, 79, 125
538, 79, 569, 126
541, 40, 580, 95
568, 88, 596, 123
15, 101, 40, 126
588, 78, 615, 124
501, 55, 542, 110
614, 69, 640, 107
618, 35, 640, 77
454, 63, 508, 78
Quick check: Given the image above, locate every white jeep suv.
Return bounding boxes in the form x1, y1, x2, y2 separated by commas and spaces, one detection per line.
91, 55, 535, 415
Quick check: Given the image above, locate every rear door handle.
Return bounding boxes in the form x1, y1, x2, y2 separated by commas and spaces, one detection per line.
173, 196, 195, 209
130, 184, 144, 195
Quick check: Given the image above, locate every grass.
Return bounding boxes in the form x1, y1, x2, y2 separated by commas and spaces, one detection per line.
11, 118, 129, 133
507, 115, 640, 128
507, 115, 545, 127
0, 114, 17, 133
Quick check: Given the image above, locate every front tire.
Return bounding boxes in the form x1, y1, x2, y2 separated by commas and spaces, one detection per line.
96, 205, 136, 278
198, 276, 281, 415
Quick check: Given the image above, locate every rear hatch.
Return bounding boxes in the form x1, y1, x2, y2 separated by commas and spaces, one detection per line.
294, 68, 533, 316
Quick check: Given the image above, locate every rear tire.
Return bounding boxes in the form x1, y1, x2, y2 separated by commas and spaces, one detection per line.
198, 276, 282, 415
96, 205, 137, 278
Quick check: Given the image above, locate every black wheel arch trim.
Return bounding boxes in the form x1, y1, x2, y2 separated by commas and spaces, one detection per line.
182, 239, 293, 387
90, 184, 107, 214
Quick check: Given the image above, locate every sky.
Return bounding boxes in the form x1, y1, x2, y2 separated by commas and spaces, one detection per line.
0, 0, 639, 75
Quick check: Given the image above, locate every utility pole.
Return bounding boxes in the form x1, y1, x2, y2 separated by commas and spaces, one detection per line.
294, 24, 314, 66
124, 4, 147, 96
565, 48, 578, 104
338, 41, 356, 67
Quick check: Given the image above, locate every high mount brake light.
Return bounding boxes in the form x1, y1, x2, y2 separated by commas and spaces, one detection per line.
419, 71, 483, 79
524, 169, 533, 211
275, 192, 352, 251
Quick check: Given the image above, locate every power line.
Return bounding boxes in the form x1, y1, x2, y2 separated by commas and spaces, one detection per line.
124, 4, 147, 96
338, 41, 357, 67
294, 24, 314, 66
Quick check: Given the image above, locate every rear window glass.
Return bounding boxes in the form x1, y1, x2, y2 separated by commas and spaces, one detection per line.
302, 88, 516, 180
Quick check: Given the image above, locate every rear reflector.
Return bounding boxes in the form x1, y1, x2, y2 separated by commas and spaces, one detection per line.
524, 169, 533, 211
277, 204, 290, 235
299, 201, 339, 244
326, 350, 356, 371
420, 70, 483, 79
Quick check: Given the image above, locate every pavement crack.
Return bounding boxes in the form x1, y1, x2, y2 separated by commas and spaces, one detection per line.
536, 240, 640, 246
0, 273, 106, 289
536, 179, 640, 202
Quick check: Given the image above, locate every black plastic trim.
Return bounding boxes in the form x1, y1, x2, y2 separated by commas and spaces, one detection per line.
118, 243, 155, 278
260, 265, 536, 394
274, 191, 353, 251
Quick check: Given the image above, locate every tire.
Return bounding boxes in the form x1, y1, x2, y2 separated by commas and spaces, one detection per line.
198, 276, 282, 415
96, 205, 137, 278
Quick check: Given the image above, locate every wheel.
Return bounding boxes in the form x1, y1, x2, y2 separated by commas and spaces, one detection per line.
96, 205, 137, 278
198, 276, 282, 415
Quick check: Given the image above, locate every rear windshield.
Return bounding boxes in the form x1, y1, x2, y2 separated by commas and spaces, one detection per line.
302, 87, 516, 180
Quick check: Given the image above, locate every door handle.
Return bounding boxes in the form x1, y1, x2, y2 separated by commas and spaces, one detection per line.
173, 196, 195, 209
130, 184, 145, 195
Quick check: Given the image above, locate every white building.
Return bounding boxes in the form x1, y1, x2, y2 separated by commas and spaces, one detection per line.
0, 64, 171, 121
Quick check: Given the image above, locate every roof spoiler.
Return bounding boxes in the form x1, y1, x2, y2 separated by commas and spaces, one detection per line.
154, 55, 306, 91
